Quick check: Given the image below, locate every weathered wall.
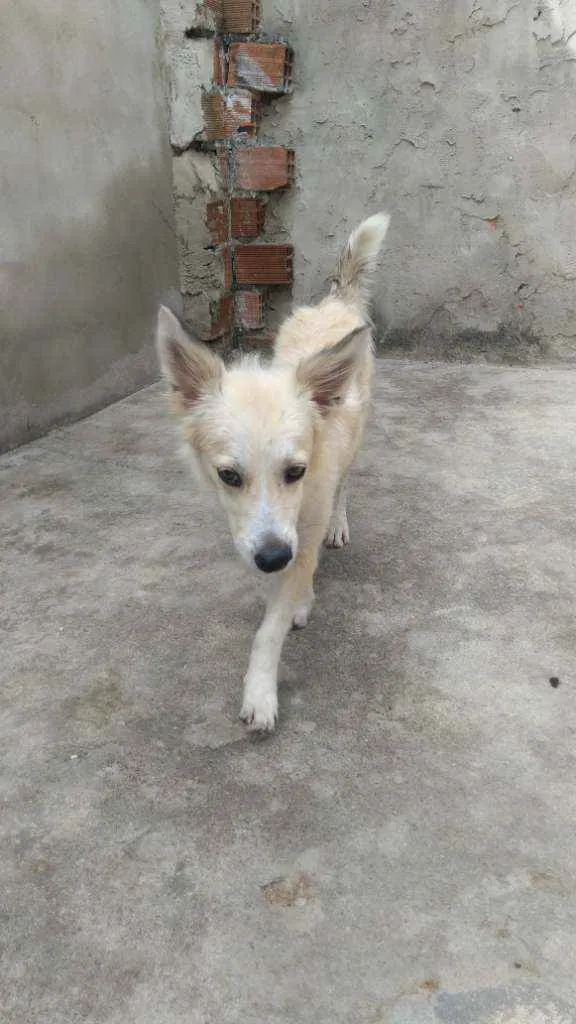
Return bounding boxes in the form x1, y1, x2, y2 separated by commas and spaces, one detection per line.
158, 0, 576, 361
160, 1, 221, 338
263, 0, 576, 361
0, 0, 178, 452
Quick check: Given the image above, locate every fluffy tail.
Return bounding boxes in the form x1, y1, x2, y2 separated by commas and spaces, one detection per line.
331, 212, 390, 314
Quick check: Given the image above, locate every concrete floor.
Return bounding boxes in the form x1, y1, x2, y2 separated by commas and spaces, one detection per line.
2, 361, 576, 1024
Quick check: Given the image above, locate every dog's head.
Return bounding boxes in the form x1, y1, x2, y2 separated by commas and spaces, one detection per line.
156, 306, 368, 574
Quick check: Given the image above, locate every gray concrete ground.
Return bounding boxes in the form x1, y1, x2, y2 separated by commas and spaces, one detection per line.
2, 361, 576, 1024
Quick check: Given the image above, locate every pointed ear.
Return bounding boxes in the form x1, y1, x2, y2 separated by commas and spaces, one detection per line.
156, 305, 223, 410
296, 325, 371, 413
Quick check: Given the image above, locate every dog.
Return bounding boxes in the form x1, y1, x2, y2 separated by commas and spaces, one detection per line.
156, 212, 390, 731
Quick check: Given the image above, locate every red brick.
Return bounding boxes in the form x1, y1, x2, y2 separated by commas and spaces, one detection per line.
235, 290, 264, 329
217, 146, 232, 191
230, 197, 265, 239
186, 0, 222, 33
235, 147, 294, 191
222, 247, 234, 290
206, 199, 228, 246
212, 39, 227, 86
202, 88, 260, 141
210, 294, 234, 339
228, 43, 292, 94
206, 198, 265, 244
234, 244, 293, 286
221, 0, 261, 33
241, 330, 276, 347
205, 0, 223, 28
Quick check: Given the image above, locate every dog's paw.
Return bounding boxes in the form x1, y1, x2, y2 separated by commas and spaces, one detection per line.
324, 512, 350, 548
292, 606, 309, 630
292, 589, 315, 630
240, 681, 278, 733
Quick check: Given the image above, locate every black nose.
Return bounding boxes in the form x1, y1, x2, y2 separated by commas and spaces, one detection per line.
254, 540, 293, 574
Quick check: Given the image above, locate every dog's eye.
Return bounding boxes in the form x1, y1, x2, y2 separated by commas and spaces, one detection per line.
217, 467, 243, 488
284, 464, 306, 484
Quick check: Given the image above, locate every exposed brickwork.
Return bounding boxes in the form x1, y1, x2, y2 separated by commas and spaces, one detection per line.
207, 197, 265, 245
217, 147, 232, 191
212, 39, 227, 87
220, 0, 261, 33
204, 2, 293, 344
228, 43, 292, 94
222, 247, 234, 291
205, 0, 223, 28
235, 147, 294, 192
235, 290, 264, 329
206, 199, 228, 246
242, 329, 276, 346
235, 245, 294, 286
202, 88, 260, 141
210, 293, 234, 339
181, 0, 222, 34
216, 147, 295, 193
230, 197, 265, 238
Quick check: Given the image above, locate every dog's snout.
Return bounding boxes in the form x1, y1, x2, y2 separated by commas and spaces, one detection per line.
254, 539, 293, 574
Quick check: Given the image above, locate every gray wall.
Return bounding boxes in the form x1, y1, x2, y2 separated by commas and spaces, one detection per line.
263, 0, 576, 362
0, 0, 178, 452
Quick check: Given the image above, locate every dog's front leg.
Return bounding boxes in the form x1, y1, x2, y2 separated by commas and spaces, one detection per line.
240, 591, 293, 732
240, 555, 316, 732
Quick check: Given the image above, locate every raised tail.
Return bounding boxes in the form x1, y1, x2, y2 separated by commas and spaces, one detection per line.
331, 212, 390, 315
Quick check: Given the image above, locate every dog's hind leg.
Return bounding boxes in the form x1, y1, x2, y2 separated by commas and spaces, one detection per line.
324, 476, 349, 548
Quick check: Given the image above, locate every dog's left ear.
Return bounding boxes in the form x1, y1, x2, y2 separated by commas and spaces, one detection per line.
156, 305, 224, 412
296, 325, 371, 413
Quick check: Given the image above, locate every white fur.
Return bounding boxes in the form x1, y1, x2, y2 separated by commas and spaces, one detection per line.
157, 213, 390, 731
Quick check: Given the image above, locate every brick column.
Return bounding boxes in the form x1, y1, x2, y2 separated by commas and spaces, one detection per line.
202, 2, 294, 346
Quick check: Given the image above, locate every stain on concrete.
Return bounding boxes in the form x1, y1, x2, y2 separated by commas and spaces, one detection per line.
435, 984, 576, 1023
419, 980, 440, 994
21, 476, 73, 499
261, 872, 315, 907
380, 325, 550, 366
64, 674, 123, 728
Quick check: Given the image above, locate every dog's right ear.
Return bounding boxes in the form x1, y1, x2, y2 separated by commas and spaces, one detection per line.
156, 306, 223, 411
296, 324, 371, 414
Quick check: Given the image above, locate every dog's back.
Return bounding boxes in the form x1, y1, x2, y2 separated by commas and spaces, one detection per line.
273, 213, 390, 367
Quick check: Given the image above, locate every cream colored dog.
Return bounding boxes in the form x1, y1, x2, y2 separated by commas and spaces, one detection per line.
157, 213, 389, 731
